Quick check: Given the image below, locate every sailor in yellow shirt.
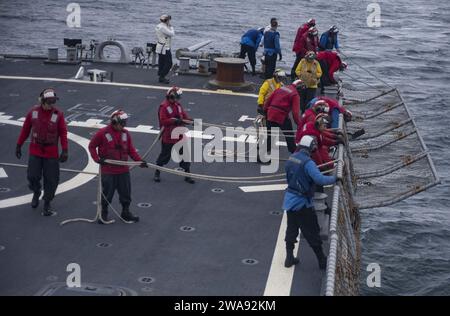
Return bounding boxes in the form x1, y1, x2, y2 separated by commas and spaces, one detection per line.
295, 51, 322, 105
257, 69, 287, 115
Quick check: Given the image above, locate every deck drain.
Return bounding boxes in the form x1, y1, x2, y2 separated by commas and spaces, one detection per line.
138, 276, 155, 284
0, 245, 5, 252
89, 131, 97, 136
96, 242, 112, 248
9, 93, 20, 97
174, 167, 185, 172
180, 226, 195, 232
211, 188, 224, 193
221, 122, 233, 126
242, 259, 259, 266
270, 211, 282, 216
46, 275, 58, 281
0, 188, 11, 193
146, 96, 157, 99
120, 87, 129, 90
92, 201, 97, 205
67, 89, 77, 93
137, 202, 152, 208
96, 99, 106, 103
141, 287, 154, 293
188, 102, 195, 105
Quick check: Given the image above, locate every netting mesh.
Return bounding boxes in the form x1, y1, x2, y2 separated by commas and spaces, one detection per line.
325, 82, 439, 296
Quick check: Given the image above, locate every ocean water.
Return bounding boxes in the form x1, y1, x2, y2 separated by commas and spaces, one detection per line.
0, 0, 449, 295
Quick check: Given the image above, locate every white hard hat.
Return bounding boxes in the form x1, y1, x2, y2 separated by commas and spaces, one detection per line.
299, 135, 317, 151
274, 69, 286, 77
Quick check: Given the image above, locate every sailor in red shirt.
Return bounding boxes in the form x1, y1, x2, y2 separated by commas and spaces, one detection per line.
317, 50, 347, 93
153, 87, 195, 184
291, 18, 316, 80
298, 100, 330, 132
89, 110, 148, 223
16, 88, 68, 216
263, 80, 305, 155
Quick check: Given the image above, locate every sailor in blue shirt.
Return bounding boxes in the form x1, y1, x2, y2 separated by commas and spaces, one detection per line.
319, 25, 340, 52
239, 28, 264, 75
282, 135, 337, 269
263, 19, 282, 79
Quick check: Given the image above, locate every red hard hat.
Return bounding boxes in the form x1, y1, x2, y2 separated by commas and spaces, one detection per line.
307, 18, 316, 26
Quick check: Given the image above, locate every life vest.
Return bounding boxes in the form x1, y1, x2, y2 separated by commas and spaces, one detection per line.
265, 79, 279, 102
285, 150, 315, 197
159, 100, 187, 144
264, 29, 279, 49
266, 85, 296, 124
102, 126, 130, 161
30, 106, 62, 146
298, 60, 319, 87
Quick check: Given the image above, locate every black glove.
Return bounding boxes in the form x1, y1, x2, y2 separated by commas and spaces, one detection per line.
15, 144, 22, 159
257, 106, 265, 115
278, 53, 282, 61
174, 117, 183, 125
140, 160, 148, 168
59, 150, 68, 163
98, 157, 106, 165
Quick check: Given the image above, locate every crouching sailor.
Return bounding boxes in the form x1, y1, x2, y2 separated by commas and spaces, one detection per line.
16, 88, 68, 216
88, 110, 148, 223
283, 135, 337, 270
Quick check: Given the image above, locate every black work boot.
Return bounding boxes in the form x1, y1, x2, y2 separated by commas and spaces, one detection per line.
284, 248, 300, 268
184, 169, 195, 184
153, 170, 161, 182
121, 206, 139, 223
41, 200, 55, 216
31, 191, 40, 209
98, 208, 109, 224
313, 246, 327, 270
159, 77, 170, 84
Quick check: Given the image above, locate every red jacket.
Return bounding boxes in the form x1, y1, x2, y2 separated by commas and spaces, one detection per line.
263, 85, 301, 126
295, 122, 336, 166
292, 23, 310, 54
296, 33, 319, 58
88, 125, 142, 174
317, 51, 342, 84
158, 99, 191, 144
17, 105, 68, 159
316, 96, 346, 114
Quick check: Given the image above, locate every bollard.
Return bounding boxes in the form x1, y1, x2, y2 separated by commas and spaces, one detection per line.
179, 57, 190, 72
48, 48, 58, 61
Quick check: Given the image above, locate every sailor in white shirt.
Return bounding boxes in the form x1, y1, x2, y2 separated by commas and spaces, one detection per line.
155, 14, 175, 84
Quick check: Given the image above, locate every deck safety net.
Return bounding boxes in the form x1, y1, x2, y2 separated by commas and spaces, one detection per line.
325, 77, 440, 296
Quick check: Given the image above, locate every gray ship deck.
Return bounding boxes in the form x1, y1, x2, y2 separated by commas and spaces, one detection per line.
0, 57, 327, 296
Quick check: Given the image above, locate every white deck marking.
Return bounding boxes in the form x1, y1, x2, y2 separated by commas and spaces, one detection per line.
263, 212, 300, 296
0, 75, 258, 98
0, 117, 97, 209
0, 168, 7, 178
239, 184, 287, 193
238, 115, 256, 122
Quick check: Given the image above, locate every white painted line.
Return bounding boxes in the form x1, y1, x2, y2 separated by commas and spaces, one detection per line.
239, 184, 287, 193
0, 168, 7, 178
263, 212, 300, 296
0, 118, 97, 209
238, 115, 256, 122
0, 75, 258, 98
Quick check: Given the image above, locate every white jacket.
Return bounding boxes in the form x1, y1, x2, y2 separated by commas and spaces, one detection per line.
155, 22, 175, 55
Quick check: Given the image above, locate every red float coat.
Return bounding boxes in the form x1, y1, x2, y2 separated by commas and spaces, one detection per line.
16, 105, 68, 159
292, 23, 310, 54
158, 99, 192, 144
263, 85, 301, 126
317, 51, 343, 84
89, 124, 142, 174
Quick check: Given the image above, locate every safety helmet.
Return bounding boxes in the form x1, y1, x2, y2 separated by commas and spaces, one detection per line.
344, 109, 352, 122
292, 79, 306, 91
258, 27, 265, 33
308, 27, 318, 36
274, 68, 286, 78
340, 61, 348, 71
110, 110, 129, 126
305, 50, 316, 60
315, 113, 330, 129
160, 14, 171, 22
313, 100, 329, 113
166, 86, 183, 100
330, 25, 339, 33
307, 18, 316, 26
39, 88, 59, 104
298, 135, 318, 152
